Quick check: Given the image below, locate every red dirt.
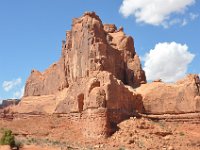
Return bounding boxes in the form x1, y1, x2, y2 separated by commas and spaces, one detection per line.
0, 114, 200, 150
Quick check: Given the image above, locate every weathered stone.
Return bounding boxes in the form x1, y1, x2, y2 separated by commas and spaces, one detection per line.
24, 58, 68, 96
55, 71, 145, 133
136, 74, 200, 114
12, 12, 200, 139
103, 24, 117, 33
24, 11, 146, 97
0, 99, 20, 109
16, 12, 146, 138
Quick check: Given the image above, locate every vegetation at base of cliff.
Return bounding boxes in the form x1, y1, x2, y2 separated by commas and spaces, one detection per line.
0, 129, 23, 149
0, 130, 15, 147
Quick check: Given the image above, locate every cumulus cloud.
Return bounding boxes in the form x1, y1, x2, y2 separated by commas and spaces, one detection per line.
119, 0, 196, 27
13, 86, 24, 99
2, 78, 22, 92
143, 42, 195, 82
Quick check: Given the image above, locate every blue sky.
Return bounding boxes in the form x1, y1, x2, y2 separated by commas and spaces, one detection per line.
0, 0, 199, 100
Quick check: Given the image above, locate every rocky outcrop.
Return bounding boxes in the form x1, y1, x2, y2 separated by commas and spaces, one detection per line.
16, 71, 144, 137
15, 12, 146, 138
55, 71, 144, 114
13, 12, 200, 139
0, 99, 20, 109
24, 12, 146, 97
136, 74, 200, 114
24, 58, 68, 96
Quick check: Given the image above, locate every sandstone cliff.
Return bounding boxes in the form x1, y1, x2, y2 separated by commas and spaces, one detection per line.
15, 12, 146, 138
0, 99, 20, 109
13, 12, 200, 138
24, 12, 146, 98
136, 74, 200, 114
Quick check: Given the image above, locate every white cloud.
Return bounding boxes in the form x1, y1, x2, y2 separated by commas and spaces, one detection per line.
119, 0, 196, 27
189, 13, 199, 20
181, 19, 188, 26
181, 13, 199, 26
13, 86, 24, 99
143, 42, 195, 82
2, 78, 22, 92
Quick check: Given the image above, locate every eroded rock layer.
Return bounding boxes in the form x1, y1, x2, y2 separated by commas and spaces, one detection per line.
136, 74, 200, 114
24, 12, 146, 97
16, 12, 146, 138
13, 12, 200, 139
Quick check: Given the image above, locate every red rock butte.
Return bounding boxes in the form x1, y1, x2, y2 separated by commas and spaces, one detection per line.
10, 12, 200, 138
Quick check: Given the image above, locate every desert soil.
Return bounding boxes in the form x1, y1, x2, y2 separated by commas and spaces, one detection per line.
0, 115, 200, 150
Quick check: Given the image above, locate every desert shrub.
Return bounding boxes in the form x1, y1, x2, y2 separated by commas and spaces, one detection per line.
0, 130, 23, 149
15, 140, 23, 148
0, 130, 15, 148
52, 140, 60, 145
27, 138, 36, 144
179, 132, 185, 136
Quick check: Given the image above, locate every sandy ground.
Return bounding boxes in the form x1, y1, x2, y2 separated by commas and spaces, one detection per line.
0, 115, 200, 150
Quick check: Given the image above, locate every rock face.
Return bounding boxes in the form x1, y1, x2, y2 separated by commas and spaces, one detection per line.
0, 99, 20, 109
55, 71, 144, 114
24, 12, 146, 98
16, 12, 146, 138
14, 12, 200, 138
136, 74, 200, 114
24, 59, 67, 96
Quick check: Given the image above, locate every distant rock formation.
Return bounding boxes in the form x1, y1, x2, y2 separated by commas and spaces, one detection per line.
136, 74, 200, 114
0, 99, 20, 109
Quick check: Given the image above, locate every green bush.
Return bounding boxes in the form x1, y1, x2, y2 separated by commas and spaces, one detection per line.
0, 130, 15, 148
